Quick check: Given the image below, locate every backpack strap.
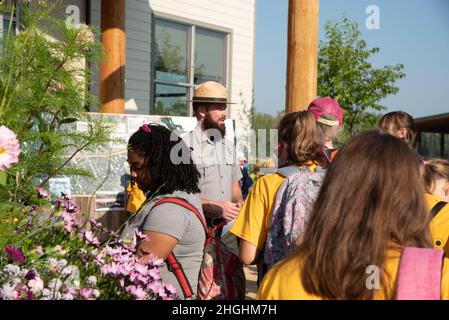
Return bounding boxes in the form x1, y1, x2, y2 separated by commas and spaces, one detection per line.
431, 201, 448, 219
396, 247, 444, 300
277, 165, 303, 178
155, 198, 209, 233
152, 197, 210, 299
166, 251, 194, 299
329, 149, 339, 161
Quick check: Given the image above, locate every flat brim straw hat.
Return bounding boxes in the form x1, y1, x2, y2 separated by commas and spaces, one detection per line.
191, 81, 236, 104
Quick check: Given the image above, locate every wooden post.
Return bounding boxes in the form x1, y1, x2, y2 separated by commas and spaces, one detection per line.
285, 0, 319, 112
99, 0, 125, 114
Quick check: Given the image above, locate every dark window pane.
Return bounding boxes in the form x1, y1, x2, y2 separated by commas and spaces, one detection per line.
154, 84, 188, 116
421, 132, 442, 158
444, 134, 449, 159
194, 28, 225, 84
155, 19, 188, 83
2, 15, 16, 36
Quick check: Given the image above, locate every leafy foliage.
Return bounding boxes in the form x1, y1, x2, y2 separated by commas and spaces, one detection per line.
251, 107, 282, 158
318, 17, 405, 138
0, 2, 114, 203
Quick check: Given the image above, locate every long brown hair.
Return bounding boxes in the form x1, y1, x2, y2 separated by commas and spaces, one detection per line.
277, 111, 329, 167
297, 130, 432, 299
379, 111, 417, 147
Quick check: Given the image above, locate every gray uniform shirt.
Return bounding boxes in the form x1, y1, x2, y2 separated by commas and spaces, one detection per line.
183, 125, 243, 202
120, 190, 205, 299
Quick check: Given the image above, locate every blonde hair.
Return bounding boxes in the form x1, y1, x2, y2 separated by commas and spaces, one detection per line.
379, 111, 416, 147
424, 159, 449, 192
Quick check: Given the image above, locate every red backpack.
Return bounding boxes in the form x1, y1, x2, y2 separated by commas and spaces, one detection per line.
154, 198, 246, 300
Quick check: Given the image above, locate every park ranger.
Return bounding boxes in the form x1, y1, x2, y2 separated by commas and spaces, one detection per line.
182, 81, 243, 256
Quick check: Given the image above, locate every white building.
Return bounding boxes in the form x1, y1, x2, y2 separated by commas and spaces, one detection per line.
88, 0, 256, 157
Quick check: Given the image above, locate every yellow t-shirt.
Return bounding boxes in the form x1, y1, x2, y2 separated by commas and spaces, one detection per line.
428, 193, 449, 254
257, 249, 449, 300
230, 163, 317, 251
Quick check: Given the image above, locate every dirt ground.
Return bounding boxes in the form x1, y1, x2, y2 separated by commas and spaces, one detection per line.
244, 265, 258, 300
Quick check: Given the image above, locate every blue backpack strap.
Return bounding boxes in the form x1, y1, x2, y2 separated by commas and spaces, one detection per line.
276, 165, 303, 178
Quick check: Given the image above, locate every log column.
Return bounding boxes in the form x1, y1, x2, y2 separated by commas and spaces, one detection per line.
99, 0, 125, 113
285, 0, 319, 112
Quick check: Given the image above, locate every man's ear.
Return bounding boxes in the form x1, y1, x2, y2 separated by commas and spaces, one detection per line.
195, 106, 207, 120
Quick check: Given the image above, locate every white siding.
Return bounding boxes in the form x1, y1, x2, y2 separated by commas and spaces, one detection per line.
149, 0, 256, 157
89, 0, 255, 156
90, 0, 152, 114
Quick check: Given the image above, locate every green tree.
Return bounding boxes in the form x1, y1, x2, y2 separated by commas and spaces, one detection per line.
0, 2, 113, 202
154, 29, 187, 78
155, 100, 187, 116
251, 107, 282, 158
318, 17, 405, 138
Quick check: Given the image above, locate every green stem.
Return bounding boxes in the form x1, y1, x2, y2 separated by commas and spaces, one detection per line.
21, 58, 68, 134
0, 171, 6, 186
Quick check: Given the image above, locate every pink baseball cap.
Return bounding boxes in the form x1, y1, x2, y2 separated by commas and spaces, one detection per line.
307, 97, 344, 126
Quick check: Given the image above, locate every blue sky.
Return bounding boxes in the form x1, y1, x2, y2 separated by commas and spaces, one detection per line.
254, 0, 449, 118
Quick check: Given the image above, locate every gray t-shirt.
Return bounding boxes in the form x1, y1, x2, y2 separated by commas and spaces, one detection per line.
183, 125, 243, 202
120, 190, 205, 299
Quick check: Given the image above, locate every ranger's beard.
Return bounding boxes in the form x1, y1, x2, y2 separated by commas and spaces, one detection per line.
203, 112, 226, 139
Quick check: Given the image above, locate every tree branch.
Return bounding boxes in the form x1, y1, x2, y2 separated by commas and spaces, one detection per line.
37, 141, 90, 189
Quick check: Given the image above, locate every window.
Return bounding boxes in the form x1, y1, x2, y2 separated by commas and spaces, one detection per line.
153, 18, 228, 116
0, 13, 17, 57
419, 132, 449, 159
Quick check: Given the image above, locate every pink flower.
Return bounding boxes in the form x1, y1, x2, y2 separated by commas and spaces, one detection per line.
5, 246, 25, 265
37, 187, 49, 199
66, 288, 78, 296
79, 288, 93, 299
89, 218, 102, 230
28, 278, 44, 294
147, 268, 160, 281
0, 283, 18, 300
134, 230, 148, 241
76, 24, 95, 51
126, 285, 147, 300
92, 289, 100, 299
101, 263, 119, 276
47, 82, 64, 94
134, 263, 148, 276
53, 245, 67, 256
165, 283, 177, 295
0, 126, 20, 171
83, 231, 100, 246
35, 246, 44, 255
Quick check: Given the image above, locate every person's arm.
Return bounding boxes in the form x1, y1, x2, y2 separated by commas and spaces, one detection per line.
201, 199, 240, 222
239, 239, 261, 265
230, 176, 270, 264
137, 203, 187, 262
137, 231, 178, 263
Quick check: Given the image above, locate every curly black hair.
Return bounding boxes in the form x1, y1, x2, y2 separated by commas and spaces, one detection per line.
128, 124, 200, 195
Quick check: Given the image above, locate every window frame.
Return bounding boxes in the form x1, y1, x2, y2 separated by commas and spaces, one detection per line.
151, 13, 231, 117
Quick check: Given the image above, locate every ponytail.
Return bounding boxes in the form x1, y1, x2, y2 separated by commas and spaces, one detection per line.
278, 111, 329, 167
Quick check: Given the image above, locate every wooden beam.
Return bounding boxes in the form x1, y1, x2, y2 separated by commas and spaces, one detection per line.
99, 0, 125, 114
285, 0, 319, 112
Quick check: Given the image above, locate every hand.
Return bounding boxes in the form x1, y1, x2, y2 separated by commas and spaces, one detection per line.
217, 201, 241, 222
236, 200, 244, 209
